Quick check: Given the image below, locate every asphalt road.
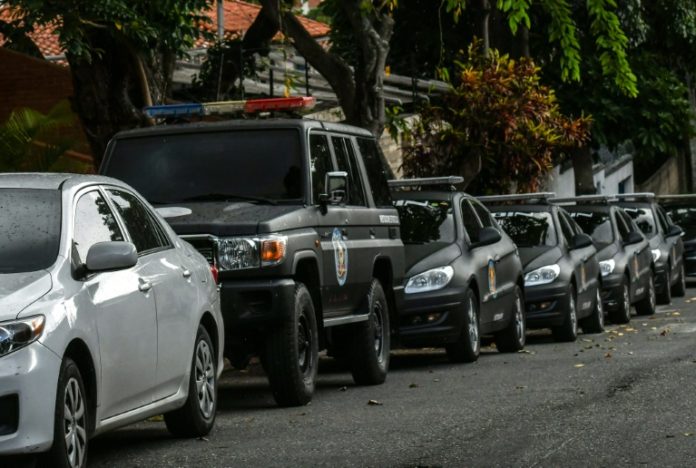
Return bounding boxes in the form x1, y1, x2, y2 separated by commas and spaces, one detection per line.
88, 289, 696, 467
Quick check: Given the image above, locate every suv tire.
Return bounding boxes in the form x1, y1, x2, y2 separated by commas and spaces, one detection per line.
446, 288, 480, 363
263, 282, 318, 406
672, 264, 686, 297
496, 286, 526, 352
608, 278, 631, 324
165, 325, 217, 437
636, 274, 657, 316
553, 285, 578, 342
581, 286, 605, 333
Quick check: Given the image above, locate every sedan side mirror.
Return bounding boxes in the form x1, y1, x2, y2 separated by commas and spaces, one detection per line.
473, 227, 502, 248
86, 241, 138, 273
624, 231, 644, 245
570, 233, 593, 250
319, 171, 348, 208
666, 224, 683, 238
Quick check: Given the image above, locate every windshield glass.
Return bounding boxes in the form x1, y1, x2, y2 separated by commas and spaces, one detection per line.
664, 206, 696, 239
569, 210, 614, 247
0, 189, 61, 273
492, 211, 557, 247
105, 130, 304, 204
396, 199, 455, 244
622, 206, 657, 238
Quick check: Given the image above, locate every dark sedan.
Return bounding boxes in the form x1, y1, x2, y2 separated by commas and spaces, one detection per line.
482, 193, 603, 342
391, 177, 526, 363
616, 193, 685, 303
558, 196, 656, 323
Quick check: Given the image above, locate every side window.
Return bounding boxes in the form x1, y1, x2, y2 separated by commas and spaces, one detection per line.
558, 211, 576, 244
615, 211, 631, 241
73, 191, 124, 263
107, 189, 170, 255
655, 206, 670, 232
470, 199, 495, 228
619, 210, 640, 234
461, 201, 482, 243
332, 137, 366, 206
356, 137, 393, 208
309, 134, 333, 204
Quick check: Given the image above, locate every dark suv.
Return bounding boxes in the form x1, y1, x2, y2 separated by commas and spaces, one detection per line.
101, 119, 405, 407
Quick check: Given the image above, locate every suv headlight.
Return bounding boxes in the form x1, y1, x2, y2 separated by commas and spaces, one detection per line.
217, 235, 287, 271
599, 259, 616, 277
651, 249, 661, 263
405, 266, 454, 294
524, 264, 560, 286
0, 315, 45, 358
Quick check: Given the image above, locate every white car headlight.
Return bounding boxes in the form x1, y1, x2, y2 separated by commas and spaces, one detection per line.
0, 315, 45, 358
524, 264, 560, 286
217, 235, 287, 271
651, 249, 661, 263
405, 266, 454, 294
599, 259, 616, 277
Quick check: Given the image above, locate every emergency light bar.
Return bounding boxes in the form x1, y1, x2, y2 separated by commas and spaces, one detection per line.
144, 96, 316, 118
388, 176, 464, 189
613, 192, 655, 201
552, 195, 618, 205
478, 192, 556, 204
657, 194, 696, 200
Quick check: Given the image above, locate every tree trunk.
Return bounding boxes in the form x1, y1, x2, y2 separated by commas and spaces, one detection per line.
572, 146, 596, 195
479, 0, 491, 54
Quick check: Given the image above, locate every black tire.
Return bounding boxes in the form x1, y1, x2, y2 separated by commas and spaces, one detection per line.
656, 268, 672, 305
340, 279, 391, 385
495, 286, 526, 353
553, 285, 578, 342
672, 263, 686, 297
581, 285, 605, 334
636, 274, 657, 316
45, 357, 89, 468
608, 277, 631, 324
262, 282, 318, 406
165, 325, 217, 437
446, 289, 480, 363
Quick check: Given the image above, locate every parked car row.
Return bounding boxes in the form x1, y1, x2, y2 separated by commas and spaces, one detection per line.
0, 110, 689, 467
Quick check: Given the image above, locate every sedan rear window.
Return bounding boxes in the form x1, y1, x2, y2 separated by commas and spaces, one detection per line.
396, 200, 455, 244
492, 211, 557, 247
0, 189, 61, 273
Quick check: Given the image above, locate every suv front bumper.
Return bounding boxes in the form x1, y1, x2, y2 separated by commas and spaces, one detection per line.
219, 278, 298, 329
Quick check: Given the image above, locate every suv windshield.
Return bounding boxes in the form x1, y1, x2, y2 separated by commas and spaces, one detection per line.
492, 211, 557, 247
665, 206, 696, 239
569, 210, 614, 247
622, 206, 657, 238
396, 199, 454, 244
105, 129, 304, 204
0, 189, 61, 273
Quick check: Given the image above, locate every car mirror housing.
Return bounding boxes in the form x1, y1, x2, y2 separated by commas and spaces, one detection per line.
320, 171, 348, 207
666, 224, 683, 238
85, 241, 138, 273
474, 227, 502, 248
570, 233, 593, 250
624, 231, 644, 245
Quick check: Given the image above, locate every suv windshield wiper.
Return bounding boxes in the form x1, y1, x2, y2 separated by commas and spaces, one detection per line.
180, 193, 277, 205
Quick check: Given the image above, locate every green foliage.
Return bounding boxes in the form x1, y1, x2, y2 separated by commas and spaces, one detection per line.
0, 101, 90, 172
401, 43, 590, 193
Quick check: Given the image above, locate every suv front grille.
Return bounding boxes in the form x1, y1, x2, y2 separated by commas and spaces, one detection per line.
183, 237, 217, 266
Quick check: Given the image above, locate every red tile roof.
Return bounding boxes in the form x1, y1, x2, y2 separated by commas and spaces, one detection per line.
0, 1, 329, 58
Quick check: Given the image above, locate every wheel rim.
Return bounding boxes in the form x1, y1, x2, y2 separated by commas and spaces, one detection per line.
297, 312, 312, 375
681, 265, 686, 290
372, 302, 386, 363
569, 295, 577, 335
514, 294, 525, 345
649, 276, 656, 310
468, 297, 479, 354
623, 284, 630, 319
63, 377, 86, 468
195, 340, 215, 419
596, 289, 604, 328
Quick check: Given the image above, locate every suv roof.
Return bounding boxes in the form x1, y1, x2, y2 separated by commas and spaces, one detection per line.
110, 118, 374, 140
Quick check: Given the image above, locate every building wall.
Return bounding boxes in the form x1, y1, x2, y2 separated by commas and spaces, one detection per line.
542, 164, 576, 197
594, 157, 634, 195
637, 155, 684, 195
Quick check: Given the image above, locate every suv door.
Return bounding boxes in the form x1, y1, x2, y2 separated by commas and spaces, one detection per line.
106, 188, 198, 401
72, 189, 158, 419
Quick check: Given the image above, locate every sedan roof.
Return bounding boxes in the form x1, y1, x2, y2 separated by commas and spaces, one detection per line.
0, 173, 129, 191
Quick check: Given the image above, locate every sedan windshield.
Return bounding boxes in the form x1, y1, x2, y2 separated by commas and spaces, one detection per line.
492, 211, 557, 247
396, 199, 455, 244
569, 211, 614, 247
622, 207, 657, 238
664, 206, 696, 239
0, 189, 61, 273
104, 129, 304, 204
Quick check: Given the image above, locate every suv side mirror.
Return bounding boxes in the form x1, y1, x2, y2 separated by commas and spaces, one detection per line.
624, 231, 643, 245
666, 224, 683, 238
86, 241, 138, 273
570, 233, 593, 250
473, 227, 502, 248
319, 171, 348, 207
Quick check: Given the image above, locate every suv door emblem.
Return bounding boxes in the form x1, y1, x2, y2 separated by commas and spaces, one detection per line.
332, 228, 349, 286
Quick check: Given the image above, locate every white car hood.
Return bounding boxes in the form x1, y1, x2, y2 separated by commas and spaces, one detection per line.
0, 270, 52, 322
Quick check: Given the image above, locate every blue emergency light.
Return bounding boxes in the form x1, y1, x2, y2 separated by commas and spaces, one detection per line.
144, 97, 315, 119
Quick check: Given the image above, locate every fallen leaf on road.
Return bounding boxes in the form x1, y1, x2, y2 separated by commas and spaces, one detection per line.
367, 399, 383, 406
625, 328, 636, 332
147, 415, 164, 422
666, 434, 676, 438
574, 364, 585, 368
660, 329, 671, 336
672, 312, 681, 317
651, 327, 657, 330
605, 352, 612, 358
409, 383, 419, 388
515, 385, 527, 390
433, 378, 440, 382
581, 338, 593, 343
684, 433, 694, 437
627, 351, 634, 355
518, 349, 535, 354
618, 333, 624, 337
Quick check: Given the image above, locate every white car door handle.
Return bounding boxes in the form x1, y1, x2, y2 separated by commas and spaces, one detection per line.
182, 269, 192, 279
138, 280, 152, 292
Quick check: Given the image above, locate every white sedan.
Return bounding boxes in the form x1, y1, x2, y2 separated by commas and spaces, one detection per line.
0, 174, 224, 468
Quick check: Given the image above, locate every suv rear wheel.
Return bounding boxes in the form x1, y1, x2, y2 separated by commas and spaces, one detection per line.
263, 282, 318, 406
446, 288, 480, 363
